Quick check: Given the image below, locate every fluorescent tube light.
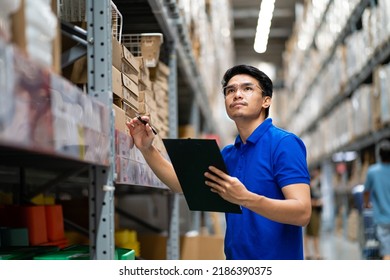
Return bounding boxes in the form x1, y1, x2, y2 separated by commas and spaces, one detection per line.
254, 0, 275, 53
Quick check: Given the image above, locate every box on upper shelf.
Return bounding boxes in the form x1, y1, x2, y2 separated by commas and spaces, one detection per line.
140, 33, 163, 68
112, 37, 140, 83
113, 104, 128, 134
10, 0, 61, 74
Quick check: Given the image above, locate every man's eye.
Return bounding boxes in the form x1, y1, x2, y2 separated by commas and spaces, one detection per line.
227, 88, 236, 93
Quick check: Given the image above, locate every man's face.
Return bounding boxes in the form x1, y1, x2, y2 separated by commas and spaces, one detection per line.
224, 74, 270, 121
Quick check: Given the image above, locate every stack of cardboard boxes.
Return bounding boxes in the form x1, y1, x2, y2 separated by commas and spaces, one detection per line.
148, 62, 170, 139
111, 36, 170, 187
112, 37, 140, 134
112, 36, 170, 139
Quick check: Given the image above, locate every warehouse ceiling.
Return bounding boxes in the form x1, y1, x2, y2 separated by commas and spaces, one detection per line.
231, 0, 303, 88
113, 0, 303, 87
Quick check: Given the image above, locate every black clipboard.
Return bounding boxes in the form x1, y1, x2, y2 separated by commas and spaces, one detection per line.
162, 138, 242, 214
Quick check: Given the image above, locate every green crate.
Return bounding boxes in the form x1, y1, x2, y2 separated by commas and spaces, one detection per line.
34, 250, 90, 260
0, 252, 25, 260
116, 247, 135, 260
32, 245, 135, 260
62, 245, 89, 253
0, 246, 59, 260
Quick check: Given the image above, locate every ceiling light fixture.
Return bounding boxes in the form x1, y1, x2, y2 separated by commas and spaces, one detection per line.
254, 0, 275, 53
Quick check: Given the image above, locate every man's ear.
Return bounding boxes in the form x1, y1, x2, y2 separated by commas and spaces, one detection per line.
263, 96, 272, 108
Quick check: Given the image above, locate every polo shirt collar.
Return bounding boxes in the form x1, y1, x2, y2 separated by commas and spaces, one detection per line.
234, 118, 273, 147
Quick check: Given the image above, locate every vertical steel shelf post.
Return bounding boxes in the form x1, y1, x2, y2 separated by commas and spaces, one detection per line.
86, 0, 115, 259
167, 39, 180, 260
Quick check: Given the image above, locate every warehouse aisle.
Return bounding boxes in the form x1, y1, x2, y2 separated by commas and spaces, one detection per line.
318, 230, 361, 260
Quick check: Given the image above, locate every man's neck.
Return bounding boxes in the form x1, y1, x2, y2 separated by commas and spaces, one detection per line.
236, 117, 267, 144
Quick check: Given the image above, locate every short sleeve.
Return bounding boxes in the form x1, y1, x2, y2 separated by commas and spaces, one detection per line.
273, 134, 310, 188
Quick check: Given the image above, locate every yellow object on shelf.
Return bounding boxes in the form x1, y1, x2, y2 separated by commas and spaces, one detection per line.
30, 194, 55, 205
115, 229, 140, 257
0, 191, 13, 205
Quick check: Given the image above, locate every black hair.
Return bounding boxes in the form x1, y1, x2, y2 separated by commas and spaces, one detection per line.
221, 65, 273, 118
378, 139, 390, 163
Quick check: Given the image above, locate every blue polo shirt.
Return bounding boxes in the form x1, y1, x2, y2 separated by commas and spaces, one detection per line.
364, 162, 390, 225
221, 118, 310, 260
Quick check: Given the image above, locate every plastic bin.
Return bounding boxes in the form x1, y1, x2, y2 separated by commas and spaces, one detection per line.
0, 227, 29, 246
20, 205, 48, 245
45, 205, 65, 242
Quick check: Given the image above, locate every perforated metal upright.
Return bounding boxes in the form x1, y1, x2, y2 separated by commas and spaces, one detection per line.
166, 40, 180, 260
86, 0, 116, 260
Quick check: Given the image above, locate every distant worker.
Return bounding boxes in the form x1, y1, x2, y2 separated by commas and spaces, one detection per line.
363, 139, 390, 260
304, 168, 323, 260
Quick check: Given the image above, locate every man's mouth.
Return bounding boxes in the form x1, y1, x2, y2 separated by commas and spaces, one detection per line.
230, 102, 246, 108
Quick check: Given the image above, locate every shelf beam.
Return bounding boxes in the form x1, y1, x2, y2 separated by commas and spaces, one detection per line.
26, 167, 88, 200
60, 21, 88, 68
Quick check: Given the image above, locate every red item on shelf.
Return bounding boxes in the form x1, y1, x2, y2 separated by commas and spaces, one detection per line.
20, 205, 48, 245
45, 204, 65, 242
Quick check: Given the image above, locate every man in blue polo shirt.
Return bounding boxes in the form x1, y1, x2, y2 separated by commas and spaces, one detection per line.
127, 64, 311, 260
204, 65, 311, 259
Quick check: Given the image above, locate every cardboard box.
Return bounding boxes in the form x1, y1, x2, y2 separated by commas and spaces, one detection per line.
51, 0, 61, 74
11, 0, 61, 73
112, 37, 123, 70
372, 68, 382, 131
83, 127, 110, 165
137, 101, 149, 115
138, 233, 225, 260
138, 78, 151, 91
121, 44, 140, 79
112, 66, 122, 97
138, 90, 154, 103
113, 104, 127, 133
181, 235, 225, 260
113, 94, 122, 108
10, 0, 27, 54
4, 55, 55, 150
122, 57, 139, 84
140, 33, 163, 67
112, 37, 140, 82
157, 61, 170, 77
179, 125, 196, 138
122, 100, 138, 118
380, 65, 390, 124
115, 129, 133, 158
122, 73, 139, 105
136, 57, 148, 76
137, 234, 168, 260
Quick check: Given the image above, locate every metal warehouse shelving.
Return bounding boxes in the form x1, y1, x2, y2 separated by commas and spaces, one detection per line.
0, 0, 228, 260
0, 0, 117, 260
281, 0, 390, 239
286, 0, 390, 165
